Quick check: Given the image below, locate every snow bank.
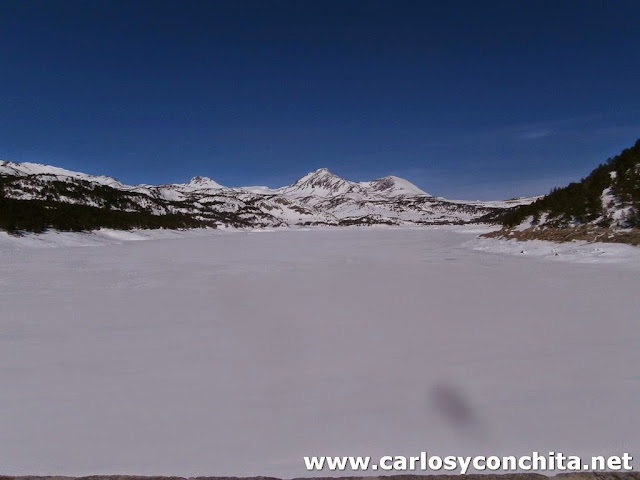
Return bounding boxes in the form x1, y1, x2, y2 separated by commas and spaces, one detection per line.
469, 235, 640, 264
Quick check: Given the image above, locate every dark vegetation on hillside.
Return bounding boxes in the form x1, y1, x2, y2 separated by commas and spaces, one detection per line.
501, 139, 640, 228
0, 170, 293, 234
0, 196, 212, 234
0, 175, 248, 234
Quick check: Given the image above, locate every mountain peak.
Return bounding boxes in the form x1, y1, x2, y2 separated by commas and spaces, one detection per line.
298, 167, 338, 180
294, 168, 345, 185
283, 168, 431, 198
280, 168, 355, 197
186, 176, 225, 189
367, 175, 429, 196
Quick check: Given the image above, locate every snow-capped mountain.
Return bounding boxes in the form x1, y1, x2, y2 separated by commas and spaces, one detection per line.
365, 175, 429, 196
0, 160, 125, 188
276, 168, 429, 199
278, 168, 360, 197
0, 160, 534, 231
183, 176, 226, 190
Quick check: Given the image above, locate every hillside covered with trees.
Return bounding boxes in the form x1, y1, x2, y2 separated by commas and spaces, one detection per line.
488, 139, 640, 245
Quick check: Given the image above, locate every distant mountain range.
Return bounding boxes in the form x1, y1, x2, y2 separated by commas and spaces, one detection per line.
0, 161, 535, 233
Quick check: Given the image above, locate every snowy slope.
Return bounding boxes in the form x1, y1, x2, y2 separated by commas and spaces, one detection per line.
362, 175, 429, 196
0, 160, 125, 188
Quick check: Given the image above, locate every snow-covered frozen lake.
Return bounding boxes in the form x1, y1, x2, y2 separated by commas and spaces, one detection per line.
1, 226, 639, 477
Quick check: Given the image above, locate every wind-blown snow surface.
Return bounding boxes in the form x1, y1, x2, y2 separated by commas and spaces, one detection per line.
1, 227, 639, 477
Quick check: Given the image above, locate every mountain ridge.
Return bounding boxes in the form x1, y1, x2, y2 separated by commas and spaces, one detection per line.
0, 160, 533, 233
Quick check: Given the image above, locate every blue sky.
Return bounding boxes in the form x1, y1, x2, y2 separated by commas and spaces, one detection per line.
1, 0, 640, 200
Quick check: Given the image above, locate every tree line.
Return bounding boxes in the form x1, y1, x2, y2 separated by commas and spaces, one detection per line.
502, 138, 640, 228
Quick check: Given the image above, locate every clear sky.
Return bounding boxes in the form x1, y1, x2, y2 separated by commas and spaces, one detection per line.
1, 0, 640, 200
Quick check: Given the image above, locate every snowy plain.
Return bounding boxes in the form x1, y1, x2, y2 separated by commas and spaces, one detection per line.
1, 226, 639, 477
